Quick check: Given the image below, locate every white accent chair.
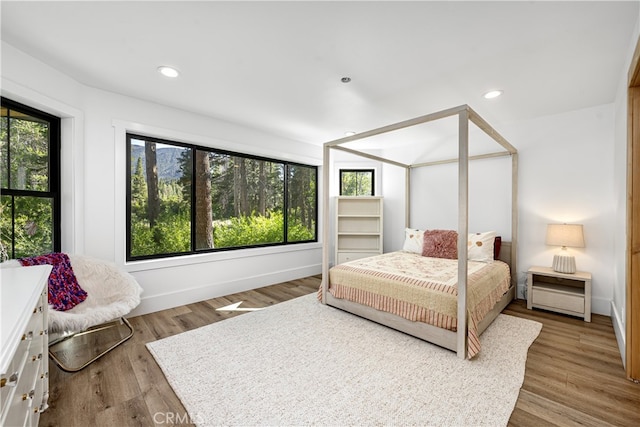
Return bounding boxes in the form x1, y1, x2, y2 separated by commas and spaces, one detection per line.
2, 255, 143, 372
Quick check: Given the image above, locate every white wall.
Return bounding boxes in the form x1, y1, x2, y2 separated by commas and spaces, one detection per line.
502, 105, 616, 314
612, 78, 629, 363
2, 42, 323, 316
611, 11, 640, 364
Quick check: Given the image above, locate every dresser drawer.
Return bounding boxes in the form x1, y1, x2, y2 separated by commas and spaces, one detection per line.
2, 402, 29, 427
337, 252, 377, 264
25, 307, 44, 337
1, 265, 51, 427
2, 353, 43, 427
532, 286, 584, 314
1, 340, 29, 413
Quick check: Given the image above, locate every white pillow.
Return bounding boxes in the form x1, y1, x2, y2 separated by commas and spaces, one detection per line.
402, 228, 424, 254
467, 231, 496, 262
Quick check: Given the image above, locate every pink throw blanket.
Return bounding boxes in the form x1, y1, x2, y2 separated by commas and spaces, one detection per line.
19, 253, 87, 311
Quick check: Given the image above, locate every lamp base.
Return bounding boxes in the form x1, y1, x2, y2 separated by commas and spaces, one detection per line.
552, 253, 576, 274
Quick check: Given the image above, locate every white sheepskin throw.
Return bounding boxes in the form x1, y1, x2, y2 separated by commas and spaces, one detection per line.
1, 255, 142, 333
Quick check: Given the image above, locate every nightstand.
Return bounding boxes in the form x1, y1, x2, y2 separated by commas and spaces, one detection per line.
527, 266, 591, 322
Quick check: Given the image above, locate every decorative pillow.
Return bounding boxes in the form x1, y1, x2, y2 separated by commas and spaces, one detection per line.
422, 229, 458, 259
493, 236, 502, 260
19, 252, 87, 311
402, 228, 425, 254
467, 231, 497, 262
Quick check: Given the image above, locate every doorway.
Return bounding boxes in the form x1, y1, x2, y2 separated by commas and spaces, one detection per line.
627, 37, 640, 381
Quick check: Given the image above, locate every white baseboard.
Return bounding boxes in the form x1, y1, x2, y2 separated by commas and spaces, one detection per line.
129, 263, 322, 317
611, 301, 626, 369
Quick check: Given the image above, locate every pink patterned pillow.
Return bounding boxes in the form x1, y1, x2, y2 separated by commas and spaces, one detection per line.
422, 229, 458, 259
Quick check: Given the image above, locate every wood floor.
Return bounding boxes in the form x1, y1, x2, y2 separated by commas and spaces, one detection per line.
39, 276, 640, 427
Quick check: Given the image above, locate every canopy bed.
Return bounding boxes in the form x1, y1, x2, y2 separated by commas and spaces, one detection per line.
320, 104, 518, 359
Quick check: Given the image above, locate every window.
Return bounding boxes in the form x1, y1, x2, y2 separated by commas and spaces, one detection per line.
0, 98, 61, 259
339, 169, 374, 196
126, 134, 317, 260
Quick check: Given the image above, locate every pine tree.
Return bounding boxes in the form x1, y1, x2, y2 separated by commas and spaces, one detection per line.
131, 157, 147, 216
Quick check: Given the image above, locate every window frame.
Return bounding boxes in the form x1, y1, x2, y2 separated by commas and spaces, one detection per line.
125, 133, 318, 262
0, 97, 61, 259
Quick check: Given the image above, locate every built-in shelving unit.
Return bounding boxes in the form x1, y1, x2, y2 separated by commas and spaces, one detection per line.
335, 196, 383, 264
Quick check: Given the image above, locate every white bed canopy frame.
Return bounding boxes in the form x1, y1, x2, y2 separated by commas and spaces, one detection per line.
320, 104, 518, 359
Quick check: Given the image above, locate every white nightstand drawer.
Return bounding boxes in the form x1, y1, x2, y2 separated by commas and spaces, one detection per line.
527, 266, 591, 321
532, 286, 584, 314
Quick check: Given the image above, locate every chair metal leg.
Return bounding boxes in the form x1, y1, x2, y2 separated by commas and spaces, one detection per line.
48, 317, 135, 372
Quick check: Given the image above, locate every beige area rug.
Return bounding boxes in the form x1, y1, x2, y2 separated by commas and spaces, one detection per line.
147, 294, 542, 426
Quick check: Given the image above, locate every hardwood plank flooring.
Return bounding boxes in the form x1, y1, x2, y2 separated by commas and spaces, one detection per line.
39, 278, 639, 426
504, 301, 640, 427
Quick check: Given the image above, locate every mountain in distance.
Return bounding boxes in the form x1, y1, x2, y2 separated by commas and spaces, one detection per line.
130, 144, 186, 181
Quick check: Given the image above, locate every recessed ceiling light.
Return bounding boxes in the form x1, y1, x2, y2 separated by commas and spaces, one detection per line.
345, 131, 356, 136
158, 66, 180, 78
483, 90, 503, 99
341, 77, 351, 83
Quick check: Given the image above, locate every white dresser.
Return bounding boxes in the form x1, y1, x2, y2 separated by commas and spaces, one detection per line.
1, 265, 52, 427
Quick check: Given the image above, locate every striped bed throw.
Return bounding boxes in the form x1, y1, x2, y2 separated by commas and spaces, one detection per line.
323, 251, 510, 358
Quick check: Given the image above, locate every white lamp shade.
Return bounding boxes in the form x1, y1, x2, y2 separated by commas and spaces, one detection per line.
546, 224, 585, 248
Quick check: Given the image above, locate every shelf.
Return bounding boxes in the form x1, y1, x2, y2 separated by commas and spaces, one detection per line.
337, 232, 381, 236
337, 216, 380, 234
532, 282, 584, 296
335, 196, 383, 264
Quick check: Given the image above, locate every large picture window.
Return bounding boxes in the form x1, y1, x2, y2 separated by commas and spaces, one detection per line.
126, 134, 317, 261
0, 98, 61, 259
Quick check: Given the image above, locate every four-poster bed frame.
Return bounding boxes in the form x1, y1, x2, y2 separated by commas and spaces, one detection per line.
320, 104, 518, 359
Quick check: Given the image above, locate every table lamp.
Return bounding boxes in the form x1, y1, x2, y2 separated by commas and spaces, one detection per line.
546, 223, 585, 274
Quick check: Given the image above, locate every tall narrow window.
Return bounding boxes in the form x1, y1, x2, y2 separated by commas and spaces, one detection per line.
126, 133, 317, 261
0, 98, 61, 259
287, 163, 317, 242
339, 169, 374, 196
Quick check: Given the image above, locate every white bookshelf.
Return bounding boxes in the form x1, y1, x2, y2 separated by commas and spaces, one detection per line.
335, 196, 383, 264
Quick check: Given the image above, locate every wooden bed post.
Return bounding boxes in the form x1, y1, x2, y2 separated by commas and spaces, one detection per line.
457, 108, 470, 359
321, 144, 331, 304
405, 166, 411, 227
511, 152, 519, 287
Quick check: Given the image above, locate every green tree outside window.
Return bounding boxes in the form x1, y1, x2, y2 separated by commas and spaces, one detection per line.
0, 98, 60, 260
127, 134, 317, 261
340, 169, 374, 196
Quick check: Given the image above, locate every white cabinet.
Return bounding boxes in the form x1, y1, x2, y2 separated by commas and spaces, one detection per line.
335, 196, 383, 264
1, 265, 52, 427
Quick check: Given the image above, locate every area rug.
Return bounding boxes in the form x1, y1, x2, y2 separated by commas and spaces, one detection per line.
147, 294, 542, 426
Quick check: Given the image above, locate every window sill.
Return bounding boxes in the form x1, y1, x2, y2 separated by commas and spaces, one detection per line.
123, 241, 322, 273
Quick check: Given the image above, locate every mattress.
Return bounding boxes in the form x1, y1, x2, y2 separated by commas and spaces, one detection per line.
325, 251, 511, 357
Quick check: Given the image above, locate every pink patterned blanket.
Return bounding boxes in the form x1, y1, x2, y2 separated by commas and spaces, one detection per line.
19, 252, 87, 311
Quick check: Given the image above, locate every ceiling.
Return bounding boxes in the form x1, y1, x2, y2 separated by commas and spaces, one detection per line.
1, 1, 638, 150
